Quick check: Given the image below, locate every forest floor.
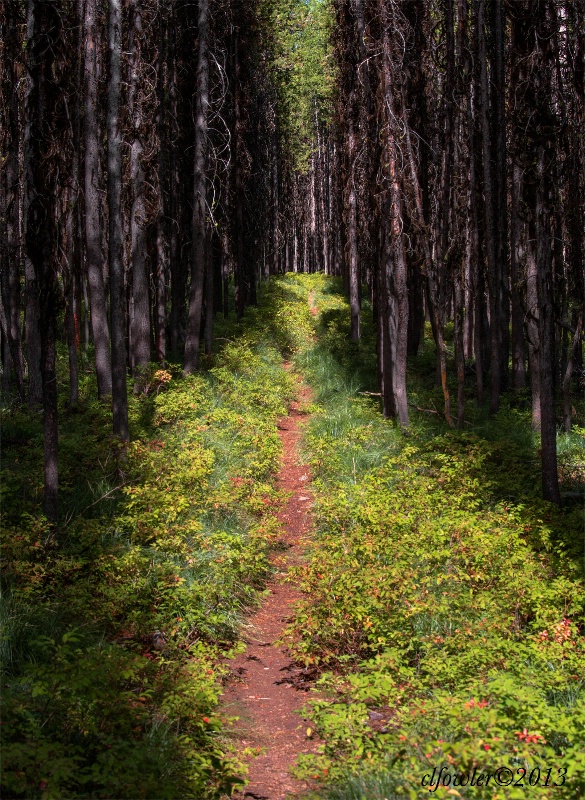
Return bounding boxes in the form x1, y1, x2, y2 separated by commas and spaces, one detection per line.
2, 274, 584, 800
225, 369, 319, 800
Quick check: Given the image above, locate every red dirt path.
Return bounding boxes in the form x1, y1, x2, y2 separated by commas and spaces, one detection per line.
224, 374, 318, 800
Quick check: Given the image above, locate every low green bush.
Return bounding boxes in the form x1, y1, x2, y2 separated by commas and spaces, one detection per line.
0, 276, 313, 799
287, 278, 585, 799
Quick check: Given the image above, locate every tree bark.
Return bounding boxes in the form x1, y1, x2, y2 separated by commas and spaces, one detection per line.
84, 0, 112, 397
0, 10, 26, 399
536, 145, 560, 505
510, 159, 526, 389
526, 225, 541, 431
107, 0, 128, 438
402, 117, 452, 426
184, 0, 209, 372
23, 0, 43, 407
478, 0, 501, 414
494, 0, 509, 388
454, 271, 466, 428
64, 148, 80, 407
168, 5, 185, 355
347, 111, 360, 341
379, 4, 409, 429
562, 313, 583, 432
128, 1, 150, 378
26, 0, 60, 522
154, 10, 168, 364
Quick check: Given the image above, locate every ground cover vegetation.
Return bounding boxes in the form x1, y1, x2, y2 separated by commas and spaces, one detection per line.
0, 278, 316, 798
1, 0, 584, 797
285, 275, 585, 799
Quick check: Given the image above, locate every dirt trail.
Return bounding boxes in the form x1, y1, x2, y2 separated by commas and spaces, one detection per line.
224, 373, 318, 800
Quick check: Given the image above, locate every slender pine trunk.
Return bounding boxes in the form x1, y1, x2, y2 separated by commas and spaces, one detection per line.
84, 0, 112, 397
184, 0, 209, 371
107, 0, 128, 438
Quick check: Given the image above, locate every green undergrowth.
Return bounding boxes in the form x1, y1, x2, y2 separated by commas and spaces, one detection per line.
0, 276, 315, 799
284, 276, 585, 799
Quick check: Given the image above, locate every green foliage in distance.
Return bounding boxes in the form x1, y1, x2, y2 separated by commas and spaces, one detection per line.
0, 277, 314, 799
283, 275, 585, 799
263, 0, 336, 171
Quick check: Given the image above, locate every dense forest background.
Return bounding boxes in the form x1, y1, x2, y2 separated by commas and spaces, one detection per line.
1, 0, 583, 514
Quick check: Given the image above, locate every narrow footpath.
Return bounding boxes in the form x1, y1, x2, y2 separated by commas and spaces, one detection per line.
225, 372, 318, 800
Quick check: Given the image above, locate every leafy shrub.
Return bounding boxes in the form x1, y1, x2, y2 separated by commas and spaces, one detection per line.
0, 275, 314, 799
287, 277, 585, 799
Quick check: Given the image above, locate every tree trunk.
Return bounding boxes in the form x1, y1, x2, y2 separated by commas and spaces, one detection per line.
402, 119, 452, 426
478, 0, 501, 414
204, 233, 214, 356
65, 267, 80, 407
26, 0, 59, 522
526, 226, 541, 430
347, 112, 360, 340
154, 11, 168, 364
168, 6, 184, 355
272, 124, 280, 276
0, 12, 26, 399
184, 0, 209, 371
107, 0, 128, 438
84, 0, 112, 397
128, 1, 150, 378
536, 146, 560, 505
64, 152, 80, 407
510, 160, 526, 389
316, 119, 330, 276
454, 271, 466, 428
23, 0, 43, 406
493, 0, 509, 388
379, 4, 409, 429
562, 314, 583, 432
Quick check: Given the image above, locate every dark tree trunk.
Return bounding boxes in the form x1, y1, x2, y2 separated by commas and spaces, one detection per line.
510, 159, 527, 389
168, 6, 184, 355
0, 11, 26, 399
128, 1, 150, 377
272, 123, 280, 276
407, 256, 423, 357
154, 11, 168, 364
454, 271, 466, 428
379, 4, 409, 429
155, 216, 167, 363
536, 146, 560, 505
65, 267, 80, 407
478, 0, 501, 414
562, 314, 583, 432
23, 1, 43, 407
26, 0, 60, 522
526, 224, 541, 430
0, 225, 25, 400
184, 0, 209, 372
204, 232, 214, 356
347, 115, 360, 341
316, 119, 330, 276
494, 0, 509, 388
64, 149, 80, 407
402, 122, 452, 426
107, 0, 128, 438
84, 0, 112, 397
